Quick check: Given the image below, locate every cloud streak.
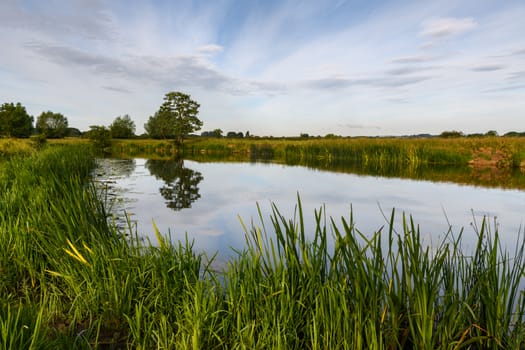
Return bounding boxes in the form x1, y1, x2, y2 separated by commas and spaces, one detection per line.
420, 17, 477, 38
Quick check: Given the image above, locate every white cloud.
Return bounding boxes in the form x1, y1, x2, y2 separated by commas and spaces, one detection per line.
420, 17, 477, 39
197, 44, 224, 55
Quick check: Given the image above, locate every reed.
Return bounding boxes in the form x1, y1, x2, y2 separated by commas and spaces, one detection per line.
1, 146, 525, 348
0, 138, 35, 159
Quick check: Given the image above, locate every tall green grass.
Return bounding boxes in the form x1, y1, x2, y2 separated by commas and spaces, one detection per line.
1, 146, 525, 348
183, 136, 525, 168
0, 138, 35, 159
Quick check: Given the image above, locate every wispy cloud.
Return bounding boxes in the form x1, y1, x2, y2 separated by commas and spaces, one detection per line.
511, 48, 525, 56
420, 17, 477, 39
102, 86, 132, 94
0, 0, 115, 40
338, 123, 382, 130
25, 42, 123, 74
197, 44, 224, 55
386, 66, 438, 76
304, 75, 432, 90
390, 56, 436, 64
471, 65, 506, 72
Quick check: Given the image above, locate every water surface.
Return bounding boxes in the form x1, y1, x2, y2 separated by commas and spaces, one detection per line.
96, 158, 525, 260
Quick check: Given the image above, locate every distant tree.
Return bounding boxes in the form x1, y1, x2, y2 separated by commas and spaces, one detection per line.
325, 133, 341, 139
485, 130, 498, 137
0, 102, 34, 137
503, 131, 524, 137
439, 130, 464, 138
66, 127, 82, 137
226, 131, 243, 138
85, 125, 111, 152
145, 92, 202, 145
36, 111, 68, 138
213, 128, 223, 137
300, 133, 309, 138
245, 130, 250, 138
110, 114, 136, 138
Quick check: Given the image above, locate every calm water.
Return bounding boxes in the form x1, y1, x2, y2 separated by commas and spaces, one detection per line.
95, 158, 525, 260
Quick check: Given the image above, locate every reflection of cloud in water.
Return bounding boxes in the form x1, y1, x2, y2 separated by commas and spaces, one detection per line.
96, 158, 525, 259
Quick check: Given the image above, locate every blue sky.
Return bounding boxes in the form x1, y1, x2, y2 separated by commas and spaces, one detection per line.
0, 0, 523, 136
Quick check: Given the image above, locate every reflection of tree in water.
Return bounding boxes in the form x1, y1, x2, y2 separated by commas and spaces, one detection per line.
145, 158, 203, 211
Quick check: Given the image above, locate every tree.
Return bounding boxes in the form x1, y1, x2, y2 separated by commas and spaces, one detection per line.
85, 125, 111, 152
66, 127, 82, 137
201, 129, 223, 137
36, 111, 68, 138
110, 114, 136, 139
0, 102, 34, 137
145, 92, 202, 145
439, 130, 464, 138
226, 131, 243, 138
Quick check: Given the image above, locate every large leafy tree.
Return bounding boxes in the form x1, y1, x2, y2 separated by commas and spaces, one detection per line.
36, 111, 68, 138
145, 92, 202, 145
0, 102, 34, 138
110, 114, 136, 139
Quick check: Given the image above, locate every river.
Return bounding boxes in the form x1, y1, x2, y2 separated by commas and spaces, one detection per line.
95, 158, 525, 262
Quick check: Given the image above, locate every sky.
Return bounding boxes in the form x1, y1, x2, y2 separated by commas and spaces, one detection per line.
0, 0, 524, 137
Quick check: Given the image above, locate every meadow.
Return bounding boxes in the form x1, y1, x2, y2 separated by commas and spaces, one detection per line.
108, 136, 525, 169
1, 141, 525, 348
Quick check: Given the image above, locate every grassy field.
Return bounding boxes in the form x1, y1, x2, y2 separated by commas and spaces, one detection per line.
9, 135, 521, 170
0, 138, 36, 158
107, 136, 525, 169
1, 145, 525, 348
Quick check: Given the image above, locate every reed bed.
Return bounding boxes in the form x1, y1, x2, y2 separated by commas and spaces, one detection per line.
117, 136, 525, 169
0, 138, 35, 159
1, 146, 525, 348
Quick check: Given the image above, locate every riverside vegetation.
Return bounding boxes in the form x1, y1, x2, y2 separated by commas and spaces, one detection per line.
1, 140, 525, 348
109, 136, 525, 190
109, 136, 525, 169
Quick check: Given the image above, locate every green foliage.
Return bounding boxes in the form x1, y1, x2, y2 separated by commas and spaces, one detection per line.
0, 102, 34, 138
226, 131, 244, 138
2, 148, 525, 348
145, 91, 202, 144
439, 130, 464, 138
201, 128, 223, 137
110, 114, 136, 139
30, 134, 47, 149
35, 111, 68, 138
0, 139, 35, 158
85, 125, 111, 152
65, 127, 82, 137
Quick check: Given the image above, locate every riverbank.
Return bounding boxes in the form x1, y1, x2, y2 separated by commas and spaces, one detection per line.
1, 145, 525, 348
109, 136, 525, 169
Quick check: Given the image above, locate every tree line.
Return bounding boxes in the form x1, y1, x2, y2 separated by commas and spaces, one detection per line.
1, 91, 204, 145
0, 102, 77, 138
4, 94, 524, 141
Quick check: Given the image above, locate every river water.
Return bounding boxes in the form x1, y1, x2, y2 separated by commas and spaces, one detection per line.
95, 158, 525, 261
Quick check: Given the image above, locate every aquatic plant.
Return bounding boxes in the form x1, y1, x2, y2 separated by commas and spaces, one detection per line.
1, 146, 525, 348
